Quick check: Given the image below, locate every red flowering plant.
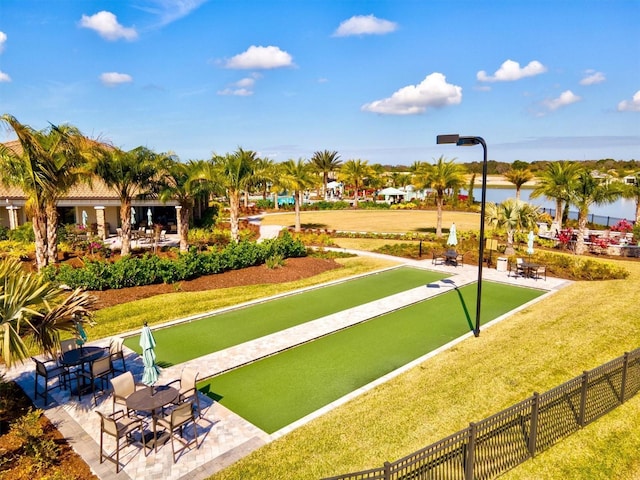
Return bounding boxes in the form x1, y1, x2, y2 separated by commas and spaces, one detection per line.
611, 219, 633, 233
557, 228, 573, 249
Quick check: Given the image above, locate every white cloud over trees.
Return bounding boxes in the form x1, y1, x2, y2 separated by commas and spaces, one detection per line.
477, 59, 547, 82
333, 15, 398, 37
79, 11, 138, 41
361, 73, 462, 115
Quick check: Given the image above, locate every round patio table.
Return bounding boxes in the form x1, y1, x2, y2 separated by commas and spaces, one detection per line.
127, 385, 179, 450
59, 346, 106, 368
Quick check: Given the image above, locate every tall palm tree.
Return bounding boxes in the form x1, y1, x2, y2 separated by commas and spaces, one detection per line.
529, 161, 580, 230
503, 168, 533, 201
0, 258, 95, 368
310, 150, 341, 198
91, 145, 160, 256
157, 158, 210, 252
486, 199, 540, 255
209, 148, 255, 242
339, 159, 372, 208
0, 115, 88, 270
621, 173, 640, 224
280, 159, 316, 232
569, 170, 624, 254
416, 156, 465, 238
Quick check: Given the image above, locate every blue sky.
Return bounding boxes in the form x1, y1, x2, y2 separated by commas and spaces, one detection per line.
0, 0, 638, 165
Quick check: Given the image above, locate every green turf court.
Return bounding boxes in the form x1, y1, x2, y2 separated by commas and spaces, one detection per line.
124, 267, 447, 366
198, 281, 544, 433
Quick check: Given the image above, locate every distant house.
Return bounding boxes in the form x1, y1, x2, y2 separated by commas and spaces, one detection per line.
623, 174, 639, 185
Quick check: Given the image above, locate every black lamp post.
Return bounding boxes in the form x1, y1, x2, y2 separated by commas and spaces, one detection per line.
436, 134, 488, 337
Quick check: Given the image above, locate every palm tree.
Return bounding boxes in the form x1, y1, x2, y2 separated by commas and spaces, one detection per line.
280, 159, 316, 232
529, 161, 580, 230
486, 199, 540, 255
91, 145, 160, 256
339, 159, 372, 208
416, 156, 465, 238
569, 170, 624, 254
209, 148, 255, 242
503, 168, 533, 201
621, 173, 640, 224
158, 158, 210, 252
310, 150, 341, 198
0, 115, 90, 270
0, 258, 95, 368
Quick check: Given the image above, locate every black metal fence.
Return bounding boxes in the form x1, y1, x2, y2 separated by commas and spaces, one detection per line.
322, 348, 640, 480
538, 207, 635, 228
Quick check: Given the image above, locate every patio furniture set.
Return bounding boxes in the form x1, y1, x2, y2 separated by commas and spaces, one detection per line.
507, 257, 546, 280
432, 249, 464, 267
31, 338, 201, 472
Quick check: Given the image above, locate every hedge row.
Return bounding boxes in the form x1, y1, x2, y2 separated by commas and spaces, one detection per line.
42, 233, 306, 291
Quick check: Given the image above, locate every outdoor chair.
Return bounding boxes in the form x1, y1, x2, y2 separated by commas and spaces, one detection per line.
77, 355, 113, 403
155, 401, 198, 462
166, 367, 201, 417
160, 229, 167, 241
32, 357, 69, 405
432, 251, 445, 266
109, 336, 127, 375
60, 338, 78, 354
110, 371, 146, 414
96, 410, 146, 473
454, 252, 464, 267
535, 265, 547, 280
508, 258, 525, 277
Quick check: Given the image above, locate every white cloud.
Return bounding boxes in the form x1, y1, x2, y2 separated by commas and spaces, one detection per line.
0, 71, 11, 82
79, 11, 138, 41
477, 59, 547, 82
544, 90, 581, 111
333, 14, 398, 37
618, 90, 640, 112
580, 70, 606, 86
224, 46, 293, 69
100, 72, 133, 87
217, 88, 253, 96
143, 0, 208, 27
361, 72, 462, 115
0, 31, 7, 53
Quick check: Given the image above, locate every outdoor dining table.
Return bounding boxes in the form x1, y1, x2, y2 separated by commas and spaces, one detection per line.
521, 261, 539, 278
59, 346, 108, 397
444, 250, 458, 266
126, 385, 179, 450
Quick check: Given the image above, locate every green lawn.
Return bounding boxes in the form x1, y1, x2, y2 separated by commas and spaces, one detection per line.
124, 267, 447, 366
199, 281, 543, 433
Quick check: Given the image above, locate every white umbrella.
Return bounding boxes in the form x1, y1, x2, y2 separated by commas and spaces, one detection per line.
527, 230, 535, 259
131, 208, 136, 225
140, 323, 160, 387
447, 223, 458, 247
147, 208, 153, 226
81, 210, 88, 227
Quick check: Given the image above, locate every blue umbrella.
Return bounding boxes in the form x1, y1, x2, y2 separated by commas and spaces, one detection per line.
140, 323, 160, 387
527, 230, 535, 259
447, 223, 458, 247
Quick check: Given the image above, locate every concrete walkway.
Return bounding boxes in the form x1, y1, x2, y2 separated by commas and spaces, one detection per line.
3, 233, 570, 480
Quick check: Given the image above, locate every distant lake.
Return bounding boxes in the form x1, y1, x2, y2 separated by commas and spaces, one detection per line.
471, 187, 636, 222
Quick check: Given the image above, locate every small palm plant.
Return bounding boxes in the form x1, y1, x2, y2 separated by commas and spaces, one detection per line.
0, 258, 95, 368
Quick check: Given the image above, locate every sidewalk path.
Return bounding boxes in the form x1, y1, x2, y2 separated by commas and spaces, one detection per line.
3, 246, 570, 480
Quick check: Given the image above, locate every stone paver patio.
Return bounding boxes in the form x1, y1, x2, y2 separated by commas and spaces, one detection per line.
3, 248, 570, 480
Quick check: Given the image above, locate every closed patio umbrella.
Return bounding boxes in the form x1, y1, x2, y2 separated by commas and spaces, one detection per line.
447, 223, 458, 247
131, 208, 136, 225
147, 208, 153, 226
527, 230, 535, 259
140, 323, 160, 387
81, 210, 88, 227
75, 321, 87, 347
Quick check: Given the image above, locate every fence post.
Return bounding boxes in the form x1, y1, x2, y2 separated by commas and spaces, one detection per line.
579, 371, 589, 427
465, 423, 477, 480
384, 461, 391, 480
621, 352, 629, 404
528, 392, 540, 458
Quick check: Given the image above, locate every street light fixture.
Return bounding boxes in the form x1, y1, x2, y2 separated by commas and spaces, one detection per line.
436, 134, 488, 337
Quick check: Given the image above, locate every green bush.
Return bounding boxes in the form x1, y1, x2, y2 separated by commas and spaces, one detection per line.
42, 233, 307, 290
512, 251, 629, 281
0, 225, 9, 241
10, 408, 59, 470
8, 222, 35, 243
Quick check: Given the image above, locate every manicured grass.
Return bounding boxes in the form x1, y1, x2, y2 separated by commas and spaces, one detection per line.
124, 267, 447, 366
199, 281, 543, 433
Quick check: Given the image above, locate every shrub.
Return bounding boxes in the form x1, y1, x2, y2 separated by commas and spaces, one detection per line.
8, 222, 35, 243
0, 225, 9, 241
10, 408, 59, 470
265, 254, 285, 269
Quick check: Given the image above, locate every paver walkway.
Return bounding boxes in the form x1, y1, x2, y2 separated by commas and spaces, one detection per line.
3, 244, 570, 480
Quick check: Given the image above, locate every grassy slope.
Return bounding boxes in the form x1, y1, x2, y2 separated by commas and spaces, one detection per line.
210, 261, 640, 480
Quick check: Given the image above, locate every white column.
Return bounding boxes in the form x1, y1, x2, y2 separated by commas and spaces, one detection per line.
6, 205, 19, 230
95, 206, 106, 239
175, 205, 182, 235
